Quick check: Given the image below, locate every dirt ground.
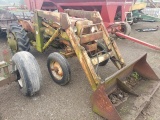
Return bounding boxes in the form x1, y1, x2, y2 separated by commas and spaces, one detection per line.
0, 22, 160, 120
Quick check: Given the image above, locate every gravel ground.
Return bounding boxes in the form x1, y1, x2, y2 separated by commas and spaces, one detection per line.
0, 22, 160, 120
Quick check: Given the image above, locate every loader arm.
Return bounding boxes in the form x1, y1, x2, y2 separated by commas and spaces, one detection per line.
33, 10, 61, 52
63, 9, 125, 90
33, 10, 125, 90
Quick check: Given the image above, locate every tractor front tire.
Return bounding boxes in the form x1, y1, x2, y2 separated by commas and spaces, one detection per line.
7, 23, 30, 53
12, 51, 42, 96
47, 52, 71, 86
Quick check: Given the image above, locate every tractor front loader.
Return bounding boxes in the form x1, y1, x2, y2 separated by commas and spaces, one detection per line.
7, 9, 160, 120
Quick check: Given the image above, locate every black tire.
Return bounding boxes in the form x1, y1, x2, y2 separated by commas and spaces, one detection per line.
12, 51, 42, 96
47, 52, 71, 86
128, 21, 134, 25
133, 18, 138, 23
7, 23, 30, 53
97, 42, 109, 66
117, 22, 131, 39
120, 22, 131, 36
0, 30, 6, 37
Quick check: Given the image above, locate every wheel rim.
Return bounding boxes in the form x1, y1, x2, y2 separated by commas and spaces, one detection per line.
50, 61, 63, 80
18, 79, 23, 88
121, 24, 126, 33
13, 65, 23, 88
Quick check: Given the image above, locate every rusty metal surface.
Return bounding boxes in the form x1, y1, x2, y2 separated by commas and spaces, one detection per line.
19, 20, 34, 33
80, 31, 103, 44
9, 9, 157, 120
66, 27, 99, 90
104, 54, 158, 94
60, 13, 71, 30
64, 9, 102, 24
36, 10, 71, 30
43, 29, 59, 50
64, 9, 125, 91
91, 51, 113, 65
37, 10, 61, 25
0, 49, 17, 87
32, 9, 125, 71
101, 23, 125, 69
91, 54, 160, 120
91, 84, 121, 120
84, 42, 97, 52
117, 79, 160, 120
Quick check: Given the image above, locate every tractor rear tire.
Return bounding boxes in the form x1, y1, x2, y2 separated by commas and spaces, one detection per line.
12, 51, 42, 96
7, 23, 30, 53
47, 52, 71, 86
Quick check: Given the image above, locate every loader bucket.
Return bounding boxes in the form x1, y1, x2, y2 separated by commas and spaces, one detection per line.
91, 54, 160, 120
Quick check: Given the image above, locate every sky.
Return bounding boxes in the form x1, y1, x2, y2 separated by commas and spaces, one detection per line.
0, 0, 24, 6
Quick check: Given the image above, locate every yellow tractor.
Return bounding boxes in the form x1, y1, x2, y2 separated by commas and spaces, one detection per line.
7, 9, 160, 120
